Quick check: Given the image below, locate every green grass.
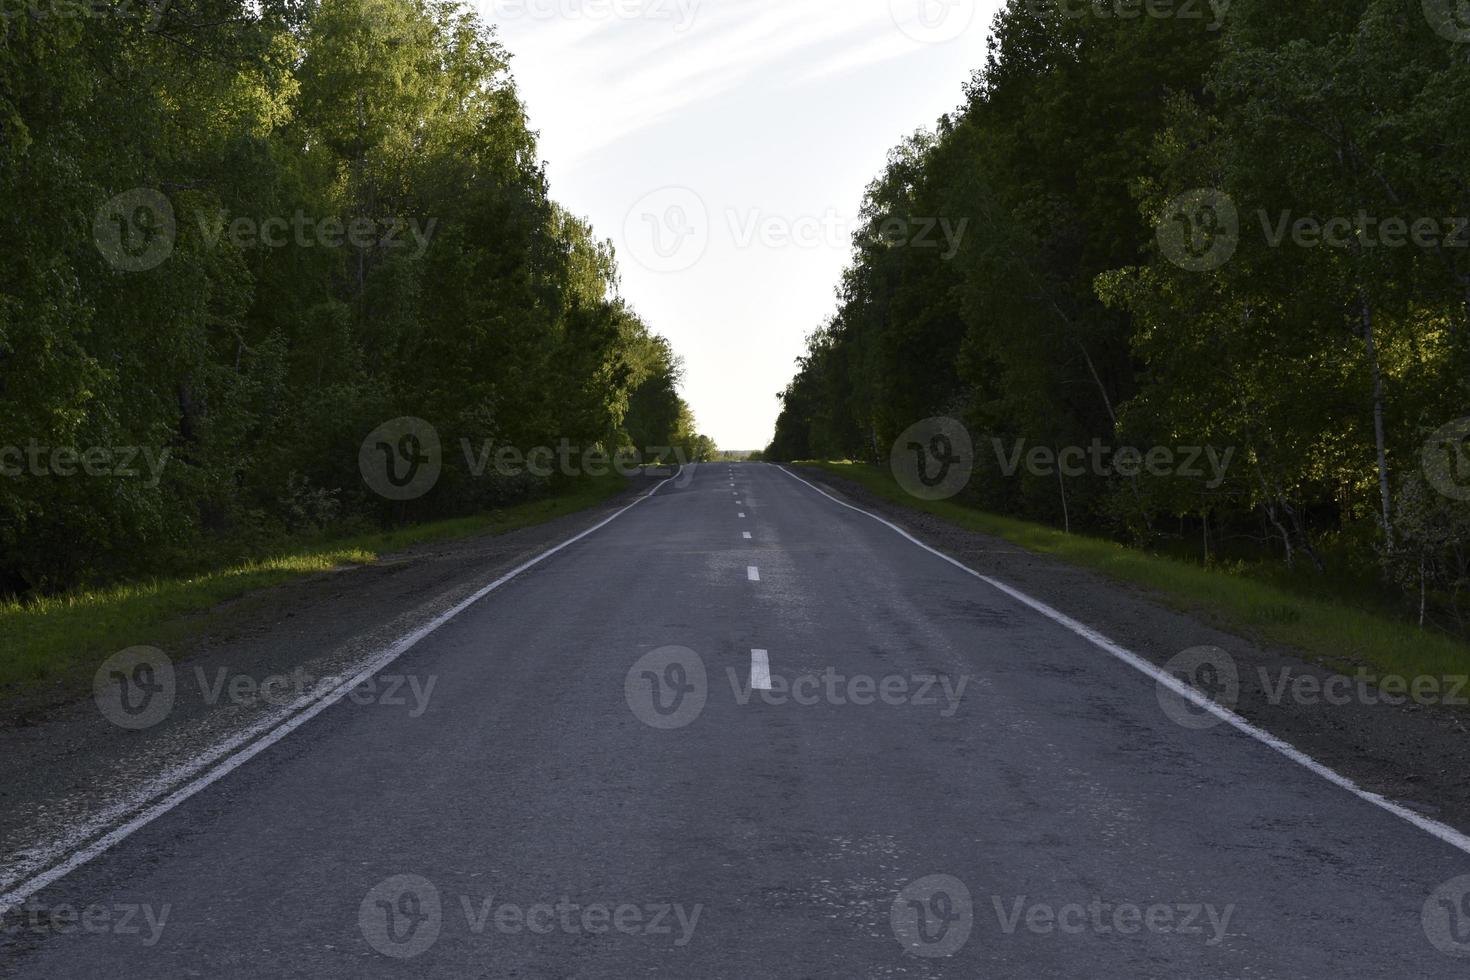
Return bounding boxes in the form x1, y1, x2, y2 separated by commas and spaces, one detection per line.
0, 472, 631, 699
797, 461, 1470, 681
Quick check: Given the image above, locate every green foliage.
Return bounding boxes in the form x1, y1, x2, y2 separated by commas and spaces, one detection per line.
769, 0, 1470, 634
0, 471, 631, 696
0, 0, 709, 597
800, 462, 1470, 680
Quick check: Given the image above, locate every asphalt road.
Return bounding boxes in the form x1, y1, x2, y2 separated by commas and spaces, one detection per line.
4, 462, 1469, 978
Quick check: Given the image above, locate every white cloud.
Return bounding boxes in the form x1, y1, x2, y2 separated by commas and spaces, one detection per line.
474, 0, 1001, 448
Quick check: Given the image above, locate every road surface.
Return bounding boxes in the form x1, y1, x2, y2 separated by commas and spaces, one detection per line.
3, 463, 1467, 977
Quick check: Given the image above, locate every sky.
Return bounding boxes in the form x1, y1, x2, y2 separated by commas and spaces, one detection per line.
477, 0, 1006, 450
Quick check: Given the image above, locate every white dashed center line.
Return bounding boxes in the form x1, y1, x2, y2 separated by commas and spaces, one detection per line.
750, 649, 771, 691
747, 566, 760, 582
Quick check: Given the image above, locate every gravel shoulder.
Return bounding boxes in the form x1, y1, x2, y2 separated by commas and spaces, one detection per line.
0, 474, 670, 893
6, 460, 1467, 897
789, 464, 1470, 835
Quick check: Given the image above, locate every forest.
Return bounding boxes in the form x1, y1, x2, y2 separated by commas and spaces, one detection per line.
768, 0, 1470, 634
0, 0, 712, 597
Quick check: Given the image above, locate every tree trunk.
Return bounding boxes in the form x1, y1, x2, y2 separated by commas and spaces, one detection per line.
1075, 339, 1118, 428
1358, 290, 1395, 552
1281, 496, 1326, 573
1255, 465, 1295, 569
1201, 504, 1210, 565
1057, 466, 1070, 534
1420, 556, 1427, 628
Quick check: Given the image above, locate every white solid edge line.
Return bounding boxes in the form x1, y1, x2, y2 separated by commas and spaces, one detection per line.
775, 465, 1470, 858
751, 649, 772, 691
0, 466, 686, 913
747, 566, 760, 582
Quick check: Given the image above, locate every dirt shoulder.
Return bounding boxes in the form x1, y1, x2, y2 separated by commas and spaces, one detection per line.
790, 464, 1470, 835
0, 474, 668, 890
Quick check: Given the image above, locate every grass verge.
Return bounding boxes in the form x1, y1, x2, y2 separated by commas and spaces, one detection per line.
0, 472, 631, 698
796, 461, 1470, 681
